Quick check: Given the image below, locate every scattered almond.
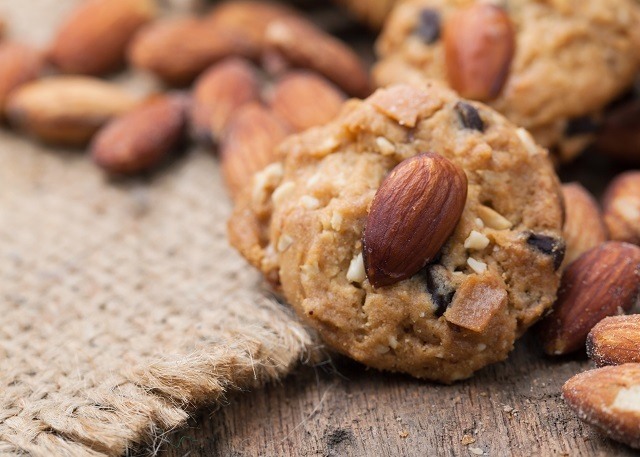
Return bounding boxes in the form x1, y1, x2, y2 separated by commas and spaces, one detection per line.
602, 171, 640, 245
268, 71, 346, 132
0, 42, 44, 115
91, 94, 188, 174
48, 0, 156, 76
265, 15, 371, 97
191, 57, 261, 145
563, 363, 640, 449
363, 152, 468, 287
587, 315, 640, 367
128, 17, 256, 86
561, 183, 608, 267
538, 242, 640, 355
444, 4, 514, 102
6, 76, 138, 146
595, 99, 640, 165
220, 102, 289, 198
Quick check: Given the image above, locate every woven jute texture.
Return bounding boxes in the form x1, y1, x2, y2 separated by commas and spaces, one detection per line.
0, 1, 315, 455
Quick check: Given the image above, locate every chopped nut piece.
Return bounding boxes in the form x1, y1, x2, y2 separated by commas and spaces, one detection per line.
466, 257, 487, 274
347, 253, 366, 284
376, 136, 396, 155
477, 205, 512, 230
464, 230, 490, 250
277, 234, 293, 252
299, 195, 320, 209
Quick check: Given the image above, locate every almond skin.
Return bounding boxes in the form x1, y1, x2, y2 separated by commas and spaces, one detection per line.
0, 42, 44, 115
563, 364, 640, 449
595, 99, 640, 165
6, 76, 138, 146
128, 17, 257, 86
363, 152, 468, 288
561, 182, 608, 268
538, 242, 640, 355
603, 171, 640, 245
191, 57, 261, 145
220, 103, 290, 198
587, 315, 640, 367
268, 71, 346, 132
91, 94, 188, 174
265, 15, 372, 97
49, 0, 156, 76
444, 4, 515, 102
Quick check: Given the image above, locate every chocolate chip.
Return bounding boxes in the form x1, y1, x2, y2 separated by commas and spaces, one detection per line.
425, 265, 456, 317
416, 9, 441, 44
526, 233, 566, 270
564, 116, 600, 137
455, 102, 485, 132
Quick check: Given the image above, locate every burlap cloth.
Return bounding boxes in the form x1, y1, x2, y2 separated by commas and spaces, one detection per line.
0, 1, 317, 455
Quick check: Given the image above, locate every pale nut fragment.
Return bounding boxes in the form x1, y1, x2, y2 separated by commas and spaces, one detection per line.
0, 42, 44, 114
561, 182, 608, 267
444, 4, 515, 102
476, 205, 512, 230
6, 76, 138, 146
603, 171, 640, 245
91, 94, 188, 174
563, 364, 640, 449
48, 0, 156, 76
587, 315, 640, 367
268, 70, 346, 132
265, 15, 372, 97
191, 57, 261, 145
537, 242, 640, 355
220, 102, 289, 199
128, 17, 257, 86
363, 152, 468, 287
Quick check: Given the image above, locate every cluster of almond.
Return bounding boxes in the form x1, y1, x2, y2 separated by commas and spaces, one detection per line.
0, 0, 369, 195
534, 173, 640, 448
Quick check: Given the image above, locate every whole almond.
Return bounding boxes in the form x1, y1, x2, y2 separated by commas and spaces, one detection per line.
595, 99, 640, 165
191, 57, 261, 145
0, 42, 44, 114
220, 103, 290, 198
268, 71, 346, 132
444, 4, 515, 102
363, 152, 468, 288
49, 0, 156, 76
587, 315, 640, 367
561, 182, 608, 267
603, 171, 640, 245
128, 17, 257, 86
538, 242, 640, 355
6, 76, 138, 146
563, 364, 640, 449
91, 94, 187, 174
265, 16, 371, 97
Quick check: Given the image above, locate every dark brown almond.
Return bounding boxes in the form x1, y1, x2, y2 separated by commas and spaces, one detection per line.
563, 364, 640, 449
268, 71, 346, 132
128, 17, 257, 86
538, 242, 640, 355
91, 94, 187, 174
363, 152, 468, 288
595, 99, 640, 165
444, 4, 514, 102
561, 183, 608, 267
49, 0, 156, 75
602, 171, 640, 245
265, 16, 372, 97
0, 42, 44, 114
587, 315, 640, 367
5, 76, 138, 146
191, 57, 261, 145
220, 103, 290, 198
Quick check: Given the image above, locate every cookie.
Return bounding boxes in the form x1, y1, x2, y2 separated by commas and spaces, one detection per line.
374, 0, 640, 162
228, 83, 565, 383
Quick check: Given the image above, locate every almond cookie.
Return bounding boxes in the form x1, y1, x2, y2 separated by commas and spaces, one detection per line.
374, 0, 640, 162
228, 83, 565, 383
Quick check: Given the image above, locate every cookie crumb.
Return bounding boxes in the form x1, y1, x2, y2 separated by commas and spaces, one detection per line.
399, 430, 409, 438
468, 447, 484, 455
461, 434, 476, 445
